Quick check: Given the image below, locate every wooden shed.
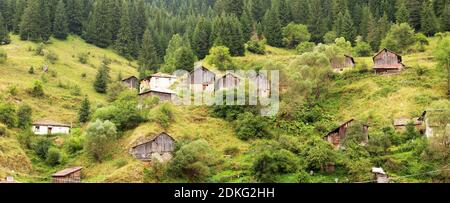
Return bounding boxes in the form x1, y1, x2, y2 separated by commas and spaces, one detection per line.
249, 72, 271, 98
215, 73, 241, 91
130, 132, 176, 161
330, 55, 355, 73
393, 117, 424, 134
190, 66, 216, 92
51, 167, 82, 183
122, 76, 139, 90
138, 88, 176, 102
324, 119, 369, 149
373, 48, 405, 74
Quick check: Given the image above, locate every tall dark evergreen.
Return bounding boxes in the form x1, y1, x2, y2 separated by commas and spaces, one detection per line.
359, 6, 370, 39
290, 0, 309, 24
396, 0, 410, 24
93, 64, 109, 94
12, 0, 26, 34
251, 0, 266, 22
19, 0, 51, 41
240, 8, 253, 42
216, 0, 244, 17
115, 1, 134, 58
213, 13, 245, 56
0, 12, 10, 44
192, 17, 213, 59
53, 0, 69, 40
407, 0, 424, 30
78, 96, 91, 123
133, 0, 148, 42
263, 5, 283, 47
138, 29, 159, 78
66, 0, 83, 35
84, 0, 113, 48
338, 10, 356, 43
442, 5, 450, 31
278, 0, 292, 27
307, 0, 329, 42
420, 1, 439, 36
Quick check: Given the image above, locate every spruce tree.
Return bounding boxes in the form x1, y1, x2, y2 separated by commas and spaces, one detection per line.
396, 0, 410, 24
163, 34, 185, 71
66, 0, 83, 35
441, 5, 450, 32
407, 0, 423, 30
421, 1, 439, 36
134, 0, 148, 42
78, 96, 90, 123
213, 13, 245, 56
20, 0, 51, 41
12, 0, 26, 34
93, 64, 109, 94
115, 2, 134, 58
307, 0, 329, 42
138, 29, 159, 78
173, 46, 197, 72
339, 9, 356, 43
240, 8, 253, 42
53, 0, 69, 40
278, 0, 292, 27
84, 0, 113, 48
263, 6, 283, 47
0, 12, 10, 44
192, 17, 213, 59
290, 0, 309, 24
216, 0, 244, 17
251, 0, 266, 22
359, 6, 370, 39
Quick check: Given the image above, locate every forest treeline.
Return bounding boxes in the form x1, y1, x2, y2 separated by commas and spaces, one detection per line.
0, 0, 449, 77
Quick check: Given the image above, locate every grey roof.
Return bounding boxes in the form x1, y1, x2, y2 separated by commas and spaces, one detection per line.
51, 167, 83, 177
131, 132, 175, 148
33, 120, 71, 127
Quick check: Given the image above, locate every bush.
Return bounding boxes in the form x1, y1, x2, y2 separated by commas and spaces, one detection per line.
46, 51, 58, 64
235, 112, 270, 140
32, 137, 52, 159
143, 161, 169, 183
85, 119, 117, 161
0, 123, 7, 136
78, 53, 89, 64
323, 31, 337, 44
17, 130, 34, 149
29, 81, 44, 97
46, 147, 63, 166
17, 104, 32, 129
296, 42, 315, 54
168, 139, 220, 182
8, 85, 18, 96
0, 48, 6, 63
300, 137, 337, 172
354, 37, 372, 57
150, 103, 174, 129
247, 38, 266, 55
205, 46, 235, 71
282, 23, 311, 48
35, 43, 45, 56
107, 82, 127, 102
252, 148, 300, 183
0, 102, 16, 128
223, 146, 240, 157
64, 130, 85, 154
28, 66, 35, 74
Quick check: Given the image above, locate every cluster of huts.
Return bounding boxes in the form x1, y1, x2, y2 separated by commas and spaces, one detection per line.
331, 48, 405, 74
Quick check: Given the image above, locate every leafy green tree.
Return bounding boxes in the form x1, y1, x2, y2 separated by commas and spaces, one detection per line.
381, 23, 416, 53
168, 139, 220, 182
85, 119, 117, 162
300, 137, 337, 171
17, 104, 32, 129
205, 46, 235, 71
420, 1, 439, 36
192, 18, 213, 59
78, 96, 90, 123
296, 41, 315, 54
433, 37, 450, 97
354, 36, 373, 57
263, 5, 283, 47
53, 0, 69, 40
46, 147, 62, 166
396, 0, 410, 24
282, 23, 311, 48
0, 102, 16, 128
162, 34, 187, 73
253, 146, 300, 182
235, 112, 270, 140
115, 2, 134, 58
247, 37, 266, 54
138, 29, 159, 78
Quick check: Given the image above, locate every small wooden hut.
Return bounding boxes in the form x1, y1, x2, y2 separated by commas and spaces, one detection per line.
130, 132, 176, 161
215, 73, 241, 91
249, 73, 271, 98
138, 88, 176, 102
122, 76, 139, 89
372, 167, 389, 183
324, 119, 369, 149
373, 48, 405, 74
190, 66, 216, 92
51, 167, 82, 183
330, 55, 355, 73
393, 117, 424, 134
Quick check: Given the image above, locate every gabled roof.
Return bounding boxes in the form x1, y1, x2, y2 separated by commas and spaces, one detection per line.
151, 72, 176, 78
344, 55, 355, 64
325, 119, 355, 137
217, 72, 241, 80
138, 88, 176, 95
51, 167, 83, 177
131, 132, 175, 148
372, 48, 403, 62
122, 76, 138, 81
33, 120, 71, 127
190, 66, 216, 76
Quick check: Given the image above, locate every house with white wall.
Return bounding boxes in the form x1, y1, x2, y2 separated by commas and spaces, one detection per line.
140, 73, 177, 94
32, 120, 71, 135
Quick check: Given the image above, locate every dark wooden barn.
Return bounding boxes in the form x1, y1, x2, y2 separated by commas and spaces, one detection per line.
330, 55, 355, 73
138, 89, 176, 102
51, 167, 82, 183
324, 119, 369, 149
130, 132, 176, 161
215, 73, 241, 91
373, 48, 405, 74
190, 66, 216, 91
122, 76, 139, 90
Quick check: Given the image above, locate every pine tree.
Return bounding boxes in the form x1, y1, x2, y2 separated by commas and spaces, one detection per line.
138, 29, 159, 78
213, 13, 245, 56
84, 0, 113, 48
421, 1, 439, 36
110, 0, 122, 40
359, 6, 370, 39
240, 8, 253, 42
0, 12, 10, 44
163, 34, 185, 71
78, 96, 91, 123
278, 0, 292, 27
376, 14, 391, 50
263, 5, 283, 47
396, 0, 410, 24
93, 64, 109, 94
441, 5, 450, 31
66, 0, 83, 35
12, 0, 26, 34
134, 0, 148, 42
251, 0, 266, 22
173, 46, 197, 72
192, 17, 213, 59
53, 0, 69, 40
115, 1, 134, 58
19, 0, 51, 41
407, 0, 423, 30
339, 9, 356, 43
307, 0, 329, 42
216, 0, 244, 17
367, 12, 379, 51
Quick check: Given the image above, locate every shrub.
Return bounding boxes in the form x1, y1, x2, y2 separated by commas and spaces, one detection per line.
17, 130, 34, 149
46, 51, 58, 64
46, 147, 63, 166
143, 161, 169, 183
0, 102, 16, 128
0, 123, 7, 136
235, 112, 270, 140
35, 43, 45, 56
107, 82, 127, 102
205, 46, 235, 71
415, 65, 427, 76
296, 42, 315, 54
168, 139, 220, 182
78, 53, 89, 64
49, 70, 58, 78
0, 48, 6, 63
29, 81, 44, 97
85, 119, 117, 162
8, 85, 18, 96
150, 103, 174, 129
282, 23, 311, 48
70, 85, 81, 96
323, 31, 337, 44
32, 137, 52, 159
64, 134, 85, 154
17, 104, 32, 129
28, 66, 35, 74
247, 38, 266, 55
403, 122, 421, 140
223, 146, 240, 157
354, 36, 372, 57
252, 148, 300, 183
300, 137, 337, 171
